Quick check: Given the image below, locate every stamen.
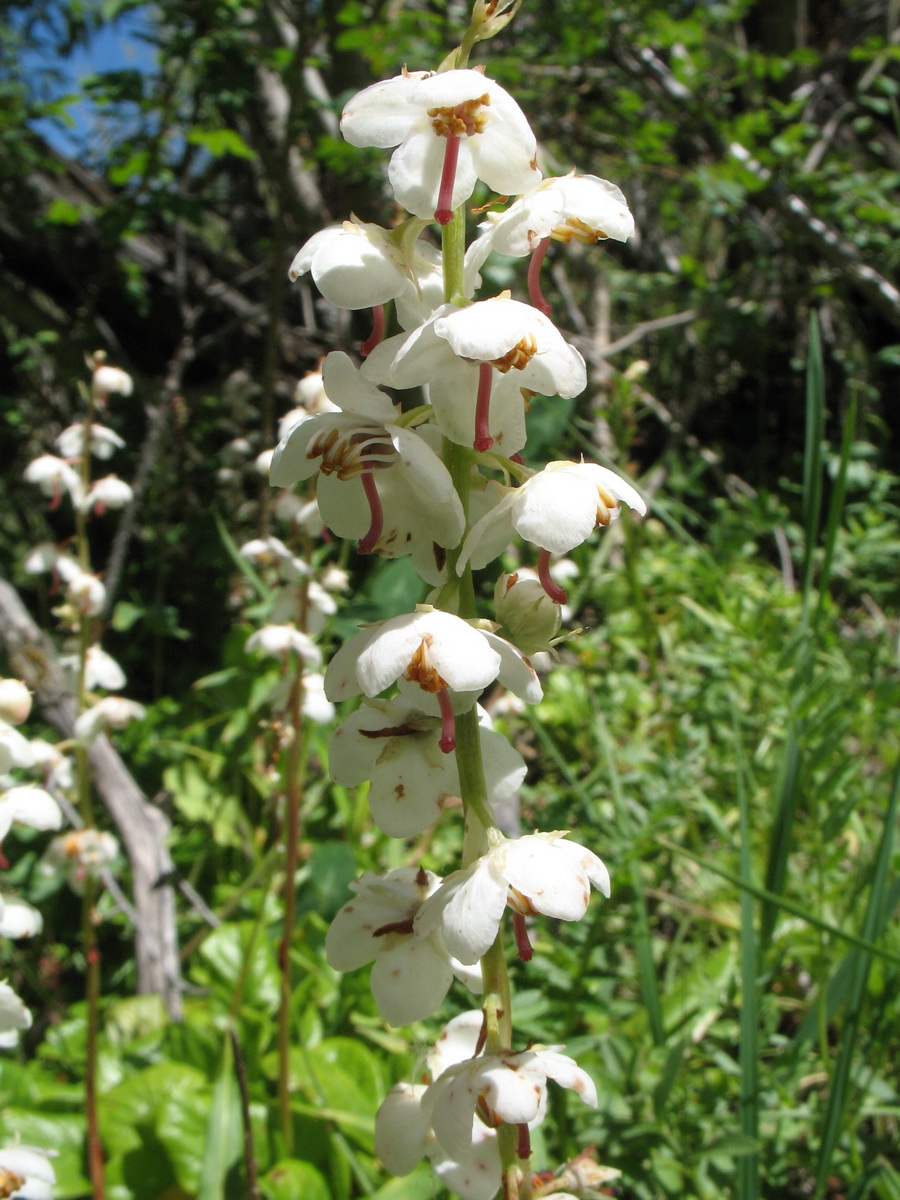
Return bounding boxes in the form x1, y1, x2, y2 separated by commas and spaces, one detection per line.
474, 361, 494, 451
513, 912, 533, 961
437, 686, 456, 753
538, 547, 567, 604
435, 128, 462, 225
527, 236, 551, 316
358, 471, 384, 554
360, 304, 385, 357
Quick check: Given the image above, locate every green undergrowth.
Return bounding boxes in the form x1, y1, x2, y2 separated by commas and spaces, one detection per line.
2, 441, 899, 1200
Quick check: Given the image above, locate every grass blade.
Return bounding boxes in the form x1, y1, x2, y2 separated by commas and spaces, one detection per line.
801, 310, 825, 619
734, 708, 760, 1200
813, 754, 900, 1197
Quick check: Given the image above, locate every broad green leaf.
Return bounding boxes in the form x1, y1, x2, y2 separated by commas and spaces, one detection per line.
196, 1037, 243, 1200
259, 1159, 331, 1200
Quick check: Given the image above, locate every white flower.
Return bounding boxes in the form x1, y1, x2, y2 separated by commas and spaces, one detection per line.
341, 69, 540, 224
0, 787, 63, 841
238, 536, 309, 581
0, 723, 35, 775
300, 672, 335, 724
65, 573, 106, 617
55, 422, 125, 460
0, 1145, 56, 1200
41, 828, 119, 893
81, 475, 133, 514
415, 828, 610, 965
493, 571, 562, 655
460, 459, 645, 602
0, 680, 31, 726
329, 698, 526, 837
0, 982, 33, 1049
0, 896, 43, 939
484, 173, 635, 257
289, 217, 444, 328
244, 624, 322, 666
270, 353, 465, 581
375, 1012, 502, 1200
59, 646, 126, 692
23, 455, 83, 509
384, 298, 585, 453
325, 867, 479, 1025
92, 363, 133, 400
74, 697, 146, 743
421, 1043, 597, 1163
22, 544, 81, 583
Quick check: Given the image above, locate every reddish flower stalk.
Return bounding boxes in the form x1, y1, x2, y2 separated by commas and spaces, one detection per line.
516, 1123, 532, 1160
527, 236, 551, 315
537, 547, 567, 604
474, 362, 495, 452
360, 304, 386, 357
513, 912, 533, 961
358, 471, 384, 554
437, 686, 457, 753
435, 129, 462, 225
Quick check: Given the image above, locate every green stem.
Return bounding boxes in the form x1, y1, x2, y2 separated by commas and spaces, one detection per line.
439, 196, 521, 1193
83, 878, 105, 1200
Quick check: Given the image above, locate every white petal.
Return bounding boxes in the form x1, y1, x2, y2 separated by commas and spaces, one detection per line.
375, 1084, 431, 1175
0, 897, 43, 938
513, 469, 602, 554
340, 74, 426, 148
370, 936, 453, 1025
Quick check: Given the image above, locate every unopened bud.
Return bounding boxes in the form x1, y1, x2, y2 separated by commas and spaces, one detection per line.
0, 679, 32, 725
494, 572, 561, 655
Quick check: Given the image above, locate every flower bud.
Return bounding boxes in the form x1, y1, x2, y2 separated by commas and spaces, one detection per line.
493, 571, 561, 654
0, 678, 32, 725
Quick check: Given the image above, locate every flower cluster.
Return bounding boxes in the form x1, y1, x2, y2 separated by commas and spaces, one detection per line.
274, 5, 644, 1195
0, 677, 60, 1196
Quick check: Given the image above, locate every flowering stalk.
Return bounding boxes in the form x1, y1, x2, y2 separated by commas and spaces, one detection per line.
275, 5, 645, 1195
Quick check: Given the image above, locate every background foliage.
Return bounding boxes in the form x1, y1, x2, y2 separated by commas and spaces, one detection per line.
0, 0, 898, 1197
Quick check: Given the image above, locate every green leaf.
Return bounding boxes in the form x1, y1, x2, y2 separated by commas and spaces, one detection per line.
259, 1159, 331, 1200
196, 1035, 243, 1200
187, 128, 257, 160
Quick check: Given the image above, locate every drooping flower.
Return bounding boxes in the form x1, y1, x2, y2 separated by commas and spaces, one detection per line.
244, 624, 322, 666
459, 459, 646, 602
41, 828, 119, 893
290, 217, 445, 346
0, 896, 43, 939
341, 69, 540, 225
478, 173, 634, 313
23, 455, 83, 509
324, 607, 541, 754
381, 297, 585, 454
0, 981, 33, 1049
375, 1012, 502, 1200
0, 1145, 56, 1200
89, 351, 133, 401
65, 572, 106, 617
270, 353, 465, 581
81, 475, 133, 515
60, 646, 126, 692
0, 680, 32, 726
493, 571, 562, 655
415, 828, 610, 965
421, 1043, 597, 1163
55, 422, 125, 460
74, 696, 146, 743
325, 866, 479, 1025
329, 697, 526, 837
0, 786, 63, 841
